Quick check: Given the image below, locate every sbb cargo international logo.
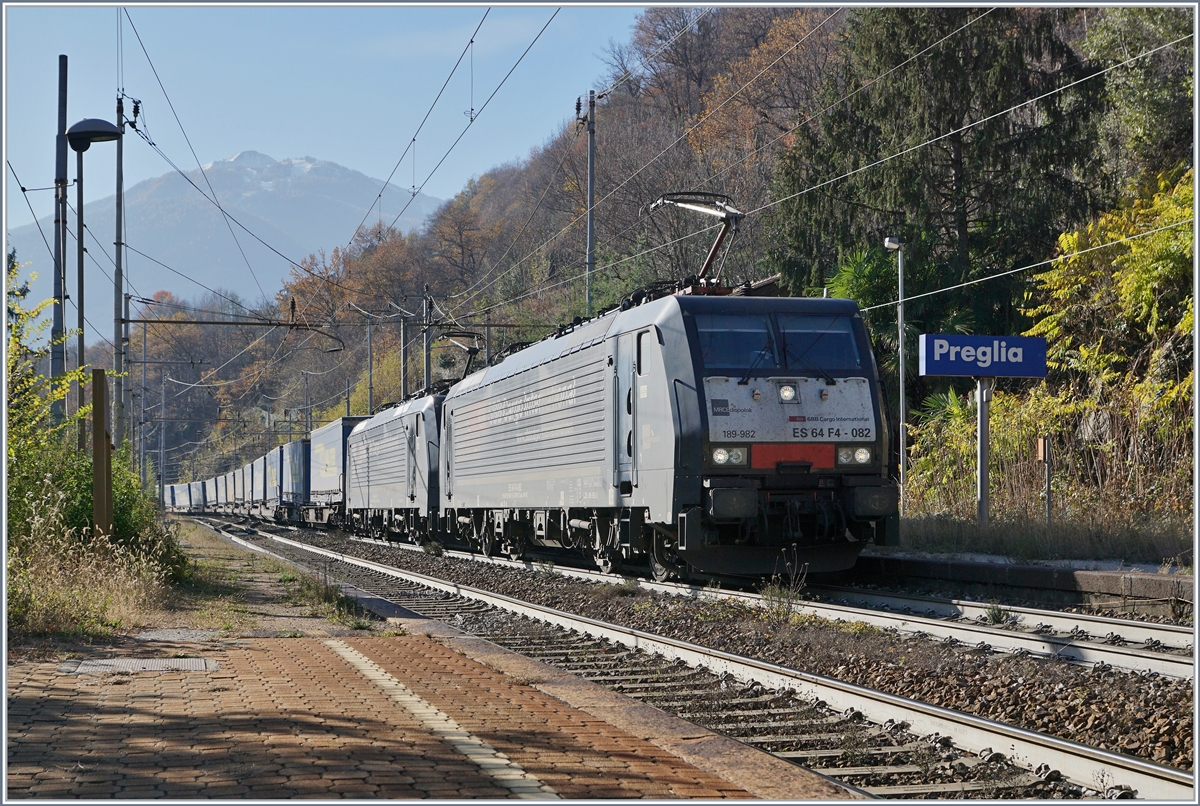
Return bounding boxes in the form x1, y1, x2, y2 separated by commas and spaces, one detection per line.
919, 334, 1047, 378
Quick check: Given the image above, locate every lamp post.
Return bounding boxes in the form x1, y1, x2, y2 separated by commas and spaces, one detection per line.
66, 118, 121, 452
884, 236, 906, 511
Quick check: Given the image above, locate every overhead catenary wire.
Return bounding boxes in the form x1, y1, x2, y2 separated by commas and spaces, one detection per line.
593, 7, 715, 100
385, 8, 561, 235
122, 8, 268, 302
347, 8, 492, 246
746, 34, 1194, 218
473, 223, 719, 318
129, 125, 366, 298
860, 219, 1195, 313
450, 124, 585, 307
122, 244, 269, 320
696, 8, 997, 191
465, 7, 943, 313
452, 9, 842, 313
473, 33, 1191, 321
7, 160, 58, 269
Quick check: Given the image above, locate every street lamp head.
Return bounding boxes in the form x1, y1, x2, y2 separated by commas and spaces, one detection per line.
67, 118, 121, 152
884, 236, 903, 251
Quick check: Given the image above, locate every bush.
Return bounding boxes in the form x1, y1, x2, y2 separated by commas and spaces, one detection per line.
7, 488, 179, 637
6, 249, 188, 637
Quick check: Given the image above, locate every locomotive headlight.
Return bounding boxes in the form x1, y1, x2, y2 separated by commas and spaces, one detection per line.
778, 384, 796, 402
713, 448, 730, 465
837, 445, 874, 466
727, 447, 746, 465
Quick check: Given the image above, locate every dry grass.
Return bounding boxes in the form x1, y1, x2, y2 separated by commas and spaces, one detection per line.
898, 514, 1193, 568
7, 494, 172, 638
162, 523, 375, 631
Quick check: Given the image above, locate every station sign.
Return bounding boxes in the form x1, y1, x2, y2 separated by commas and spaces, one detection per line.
918, 334, 1046, 378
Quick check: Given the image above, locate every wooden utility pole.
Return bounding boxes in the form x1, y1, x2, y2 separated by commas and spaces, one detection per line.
91, 369, 112, 536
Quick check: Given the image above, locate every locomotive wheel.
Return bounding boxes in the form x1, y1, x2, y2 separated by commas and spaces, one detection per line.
478, 526, 494, 557
648, 550, 671, 582
652, 532, 681, 582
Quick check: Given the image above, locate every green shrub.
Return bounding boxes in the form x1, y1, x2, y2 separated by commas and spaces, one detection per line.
7, 249, 188, 636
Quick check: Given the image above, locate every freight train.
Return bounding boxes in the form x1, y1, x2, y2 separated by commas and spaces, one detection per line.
167, 290, 899, 580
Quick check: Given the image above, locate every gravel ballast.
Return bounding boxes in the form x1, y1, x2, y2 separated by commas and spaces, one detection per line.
279, 531, 1195, 773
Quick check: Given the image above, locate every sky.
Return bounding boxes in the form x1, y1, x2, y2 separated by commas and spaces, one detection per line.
3, 3, 645, 338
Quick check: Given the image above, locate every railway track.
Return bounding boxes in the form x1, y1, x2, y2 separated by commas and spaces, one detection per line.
337, 530, 1192, 679
195, 517, 1194, 800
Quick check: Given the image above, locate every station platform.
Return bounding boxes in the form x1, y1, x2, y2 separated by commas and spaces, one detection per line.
6, 614, 856, 799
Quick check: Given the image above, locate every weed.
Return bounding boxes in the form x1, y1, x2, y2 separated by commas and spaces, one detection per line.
534, 560, 560, 579
596, 578, 643, 599
422, 541, 445, 557
278, 570, 298, 584
985, 600, 1009, 624
1159, 550, 1194, 575
632, 599, 660, 615
910, 743, 941, 776
695, 598, 753, 623
278, 568, 376, 628
838, 724, 871, 767
378, 629, 408, 637
759, 550, 808, 625
510, 675, 546, 686
836, 620, 881, 637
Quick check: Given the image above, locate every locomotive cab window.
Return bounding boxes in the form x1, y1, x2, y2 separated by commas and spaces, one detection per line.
695, 313, 779, 370
637, 331, 650, 376
778, 314, 862, 373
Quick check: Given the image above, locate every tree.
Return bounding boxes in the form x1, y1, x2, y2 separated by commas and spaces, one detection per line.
1026, 167, 1192, 396
1083, 7, 1194, 181
767, 7, 1106, 340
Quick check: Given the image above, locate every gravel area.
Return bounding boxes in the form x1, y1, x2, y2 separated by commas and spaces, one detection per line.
294, 532, 1194, 773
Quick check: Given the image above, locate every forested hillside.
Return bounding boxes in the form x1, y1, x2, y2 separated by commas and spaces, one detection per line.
42, 6, 1189, 547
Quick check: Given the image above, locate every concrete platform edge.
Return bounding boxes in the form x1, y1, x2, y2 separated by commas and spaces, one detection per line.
852, 556, 1194, 600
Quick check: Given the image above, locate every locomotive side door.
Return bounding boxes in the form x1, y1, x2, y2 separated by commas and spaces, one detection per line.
405, 414, 418, 502
616, 332, 637, 495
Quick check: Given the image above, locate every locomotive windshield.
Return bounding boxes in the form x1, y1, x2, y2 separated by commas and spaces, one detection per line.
695, 311, 862, 375
778, 314, 862, 373
694, 313, 780, 371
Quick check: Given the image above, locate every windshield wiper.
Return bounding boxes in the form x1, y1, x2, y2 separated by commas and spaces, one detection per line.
738, 332, 776, 384
786, 343, 837, 384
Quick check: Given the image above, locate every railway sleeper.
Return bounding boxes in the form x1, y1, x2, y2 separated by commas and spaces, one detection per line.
583, 668, 699, 683
744, 729, 892, 745
775, 742, 932, 761
689, 706, 831, 721
862, 773, 1043, 796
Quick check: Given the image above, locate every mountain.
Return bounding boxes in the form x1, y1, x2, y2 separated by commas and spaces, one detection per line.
6, 151, 442, 309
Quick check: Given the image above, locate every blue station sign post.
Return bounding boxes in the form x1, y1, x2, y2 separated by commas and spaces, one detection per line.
919, 335, 1047, 527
